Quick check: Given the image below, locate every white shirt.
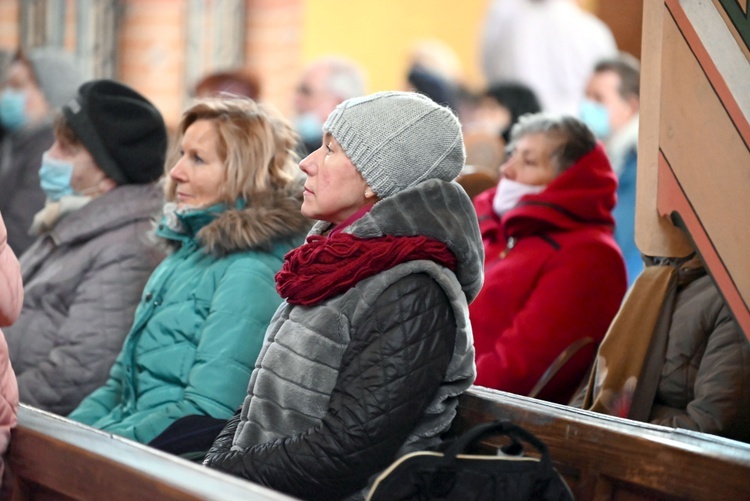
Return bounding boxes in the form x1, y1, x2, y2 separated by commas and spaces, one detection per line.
481, 0, 618, 115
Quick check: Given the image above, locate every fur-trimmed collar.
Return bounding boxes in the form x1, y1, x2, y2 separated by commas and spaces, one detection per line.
160, 183, 312, 257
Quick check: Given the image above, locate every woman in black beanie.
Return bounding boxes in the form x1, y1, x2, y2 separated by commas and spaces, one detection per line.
4, 79, 167, 416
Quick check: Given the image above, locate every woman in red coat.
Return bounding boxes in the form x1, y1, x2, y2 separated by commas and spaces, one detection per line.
470, 113, 627, 403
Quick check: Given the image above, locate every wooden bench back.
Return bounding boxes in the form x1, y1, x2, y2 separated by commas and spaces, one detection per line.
455, 387, 750, 501
6, 405, 294, 501
8, 391, 750, 500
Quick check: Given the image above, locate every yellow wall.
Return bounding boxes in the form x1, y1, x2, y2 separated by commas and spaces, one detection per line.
302, 0, 490, 92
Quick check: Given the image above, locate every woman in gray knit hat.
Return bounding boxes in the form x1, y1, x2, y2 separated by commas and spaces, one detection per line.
205, 91, 484, 500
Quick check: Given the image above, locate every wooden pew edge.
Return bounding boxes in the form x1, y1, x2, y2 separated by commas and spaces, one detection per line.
458, 386, 750, 499
10, 404, 296, 501
462, 385, 750, 459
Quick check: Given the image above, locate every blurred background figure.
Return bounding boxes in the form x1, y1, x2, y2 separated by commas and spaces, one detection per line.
0, 47, 83, 255
292, 55, 366, 155
4, 80, 167, 415
581, 53, 642, 285
470, 113, 626, 404
405, 39, 464, 87
406, 64, 458, 111
0, 210, 22, 491
477, 81, 542, 145
192, 69, 261, 100
481, 0, 617, 115
458, 82, 541, 199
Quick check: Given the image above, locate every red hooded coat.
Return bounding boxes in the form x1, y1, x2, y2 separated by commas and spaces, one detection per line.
470, 143, 627, 403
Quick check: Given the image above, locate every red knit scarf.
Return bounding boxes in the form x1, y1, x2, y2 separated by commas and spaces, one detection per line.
276, 233, 457, 306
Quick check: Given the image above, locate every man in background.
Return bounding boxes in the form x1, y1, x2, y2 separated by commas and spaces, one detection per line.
581, 53, 642, 284
292, 56, 366, 154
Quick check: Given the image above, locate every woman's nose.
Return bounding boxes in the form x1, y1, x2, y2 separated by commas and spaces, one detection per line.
47, 142, 64, 159
500, 160, 516, 180
169, 159, 187, 181
299, 152, 316, 175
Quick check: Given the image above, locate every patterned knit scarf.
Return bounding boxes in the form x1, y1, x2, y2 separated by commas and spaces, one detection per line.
276, 232, 457, 306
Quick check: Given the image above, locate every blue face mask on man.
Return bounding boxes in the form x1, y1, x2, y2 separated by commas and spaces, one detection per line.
579, 99, 611, 139
294, 112, 323, 145
0, 89, 29, 132
39, 152, 76, 201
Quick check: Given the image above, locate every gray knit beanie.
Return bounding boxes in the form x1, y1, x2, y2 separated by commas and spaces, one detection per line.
26, 46, 83, 110
322, 91, 465, 198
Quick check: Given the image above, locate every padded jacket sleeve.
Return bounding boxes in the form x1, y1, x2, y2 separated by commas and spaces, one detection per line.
70, 257, 282, 444
649, 302, 750, 441
204, 273, 457, 500
15, 243, 155, 415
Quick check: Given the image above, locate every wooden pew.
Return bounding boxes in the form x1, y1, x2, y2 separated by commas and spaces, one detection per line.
8, 390, 750, 500
6, 404, 294, 501
454, 386, 750, 501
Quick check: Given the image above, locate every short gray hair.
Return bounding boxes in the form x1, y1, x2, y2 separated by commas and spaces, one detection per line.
508, 113, 596, 174
317, 56, 367, 101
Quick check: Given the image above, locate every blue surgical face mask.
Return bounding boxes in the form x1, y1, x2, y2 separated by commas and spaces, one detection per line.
579, 99, 611, 139
0, 88, 29, 132
39, 152, 75, 201
293, 112, 323, 145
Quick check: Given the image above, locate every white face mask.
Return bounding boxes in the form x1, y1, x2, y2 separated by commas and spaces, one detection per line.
492, 178, 547, 216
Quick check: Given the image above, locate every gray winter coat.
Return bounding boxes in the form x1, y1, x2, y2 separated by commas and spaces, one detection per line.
5, 183, 164, 415
205, 179, 484, 500
0, 122, 52, 255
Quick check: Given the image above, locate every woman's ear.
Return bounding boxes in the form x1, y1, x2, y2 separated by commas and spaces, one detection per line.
99, 176, 118, 194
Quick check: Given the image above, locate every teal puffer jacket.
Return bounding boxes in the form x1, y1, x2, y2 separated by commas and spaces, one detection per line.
69, 188, 311, 443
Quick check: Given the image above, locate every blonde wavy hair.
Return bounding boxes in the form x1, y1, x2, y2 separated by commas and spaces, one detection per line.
164, 97, 299, 204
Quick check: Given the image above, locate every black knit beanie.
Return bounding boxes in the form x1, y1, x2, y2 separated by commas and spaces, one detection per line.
62, 79, 167, 185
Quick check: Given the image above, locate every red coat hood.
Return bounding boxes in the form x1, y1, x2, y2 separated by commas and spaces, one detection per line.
502, 142, 617, 238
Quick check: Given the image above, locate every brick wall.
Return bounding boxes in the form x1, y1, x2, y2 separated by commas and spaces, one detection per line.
244, 0, 304, 118
0, 2, 18, 49
117, 0, 304, 129
117, 0, 187, 129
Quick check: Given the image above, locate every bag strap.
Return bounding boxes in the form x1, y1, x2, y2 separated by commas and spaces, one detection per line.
442, 420, 552, 467
528, 336, 595, 399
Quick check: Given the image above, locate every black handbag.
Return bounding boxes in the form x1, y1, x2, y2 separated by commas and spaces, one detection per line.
367, 420, 574, 501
